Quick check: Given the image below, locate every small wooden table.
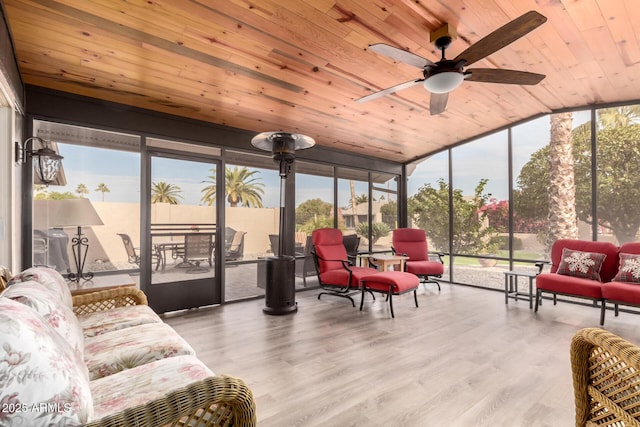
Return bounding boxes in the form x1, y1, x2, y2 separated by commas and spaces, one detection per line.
358, 254, 409, 271
69, 274, 137, 296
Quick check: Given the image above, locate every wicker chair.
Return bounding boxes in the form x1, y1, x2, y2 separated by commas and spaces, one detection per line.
73, 287, 257, 426
571, 327, 640, 426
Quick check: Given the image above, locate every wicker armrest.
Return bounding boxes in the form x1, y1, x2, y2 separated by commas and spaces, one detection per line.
85, 374, 256, 427
571, 328, 640, 427
72, 287, 148, 316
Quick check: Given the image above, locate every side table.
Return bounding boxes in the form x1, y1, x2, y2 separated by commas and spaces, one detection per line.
357, 254, 408, 271
504, 271, 538, 309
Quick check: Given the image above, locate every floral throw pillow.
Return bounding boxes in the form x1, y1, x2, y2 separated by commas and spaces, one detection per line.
612, 253, 640, 283
0, 297, 93, 426
2, 281, 85, 361
557, 248, 607, 281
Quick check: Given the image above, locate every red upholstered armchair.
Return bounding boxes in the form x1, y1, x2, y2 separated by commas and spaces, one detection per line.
392, 228, 445, 291
311, 228, 378, 306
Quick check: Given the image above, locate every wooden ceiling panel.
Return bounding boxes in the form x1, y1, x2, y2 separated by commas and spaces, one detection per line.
4, 0, 640, 163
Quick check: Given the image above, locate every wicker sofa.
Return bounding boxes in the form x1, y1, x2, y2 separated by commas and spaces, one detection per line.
0, 266, 256, 426
571, 328, 640, 426
535, 239, 640, 325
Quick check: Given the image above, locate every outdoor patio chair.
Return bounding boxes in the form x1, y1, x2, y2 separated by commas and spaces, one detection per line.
392, 228, 445, 291
118, 233, 141, 265
269, 234, 304, 256
226, 228, 246, 261
118, 233, 161, 271
342, 234, 361, 264
295, 235, 316, 287
312, 228, 378, 307
184, 233, 213, 273
33, 229, 48, 266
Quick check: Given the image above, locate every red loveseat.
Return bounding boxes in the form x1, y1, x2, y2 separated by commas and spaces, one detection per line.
600, 242, 640, 322
534, 239, 620, 325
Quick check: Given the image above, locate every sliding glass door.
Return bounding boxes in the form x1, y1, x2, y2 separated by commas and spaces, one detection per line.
146, 150, 220, 313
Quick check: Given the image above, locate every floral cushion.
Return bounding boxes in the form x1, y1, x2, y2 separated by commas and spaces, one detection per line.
557, 248, 607, 281
78, 304, 162, 338
7, 266, 72, 308
90, 355, 213, 421
612, 253, 640, 283
0, 298, 93, 426
1, 281, 84, 359
84, 322, 196, 380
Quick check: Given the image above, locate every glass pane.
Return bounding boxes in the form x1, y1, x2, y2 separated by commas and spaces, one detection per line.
372, 173, 397, 252
406, 151, 450, 281
512, 116, 553, 264
451, 131, 507, 286
33, 142, 141, 282
150, 157, 217, 285
295, 161, 334, 233
337, 168, 368, 252
451, 131, 508, 254
224, 162, 279, 261
595, 105, 640, 245
224, 155, 279, 301
295, 161, 334, 288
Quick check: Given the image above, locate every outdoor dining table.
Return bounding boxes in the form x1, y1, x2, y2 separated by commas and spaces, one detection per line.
151, 224, 216, 271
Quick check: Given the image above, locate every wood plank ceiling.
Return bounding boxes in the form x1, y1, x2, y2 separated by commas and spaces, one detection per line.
3, 0, 640, 163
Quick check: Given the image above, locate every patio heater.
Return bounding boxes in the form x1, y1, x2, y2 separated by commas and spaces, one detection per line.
251, 131, 315, 315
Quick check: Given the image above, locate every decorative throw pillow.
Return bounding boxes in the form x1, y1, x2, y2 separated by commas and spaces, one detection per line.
612, 253, 640, 283
0, 298, 93, 426
2, 281, 85, 360
557, 248, 607, 281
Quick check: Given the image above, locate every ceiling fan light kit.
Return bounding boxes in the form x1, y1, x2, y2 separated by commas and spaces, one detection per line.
423, 71, 464, 94
356, 10, 547, 114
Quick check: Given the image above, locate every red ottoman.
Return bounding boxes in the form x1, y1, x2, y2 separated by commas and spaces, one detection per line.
359, 271, 420, 318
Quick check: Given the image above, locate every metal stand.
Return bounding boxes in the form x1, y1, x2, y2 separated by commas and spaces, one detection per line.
67, 225, 94, 283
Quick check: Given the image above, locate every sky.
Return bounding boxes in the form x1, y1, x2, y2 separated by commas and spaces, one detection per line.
407, 110, 591, 200
47, 146, 348, 208
42, 110, 591, 207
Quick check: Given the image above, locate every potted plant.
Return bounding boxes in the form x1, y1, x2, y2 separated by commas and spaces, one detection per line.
478, 236, 501, 267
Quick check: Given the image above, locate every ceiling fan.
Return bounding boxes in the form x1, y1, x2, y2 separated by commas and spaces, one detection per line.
355, 10, 547, 115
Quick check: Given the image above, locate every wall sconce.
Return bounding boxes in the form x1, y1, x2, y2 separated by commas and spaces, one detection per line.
15, 137, 64, 184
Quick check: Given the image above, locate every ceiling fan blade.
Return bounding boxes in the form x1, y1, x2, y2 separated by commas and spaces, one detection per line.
355, 79, 424, 103
368, 43, 435, 68
465, 68, 545, 85
453, 11, 547, 67
430, 92, 449, 115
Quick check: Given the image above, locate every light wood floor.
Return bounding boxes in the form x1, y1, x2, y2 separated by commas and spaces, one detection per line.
164, 283, 640, 427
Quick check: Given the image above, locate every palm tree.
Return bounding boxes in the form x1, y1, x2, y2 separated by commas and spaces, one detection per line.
597, 105, 640, 129
95, 183, 110, 202
75, 183, 89, 198
151, 181, 183, 204
202, 166, 264, 207
349, 180, 359, 226
200, 168, 217, 206
547, 112, 578, 247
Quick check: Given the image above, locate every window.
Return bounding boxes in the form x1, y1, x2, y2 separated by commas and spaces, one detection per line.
337, 167, 369, 250
595, 105, 640, 244
32, 121, 141, 278
407, 151, 450, 281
